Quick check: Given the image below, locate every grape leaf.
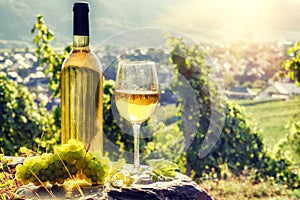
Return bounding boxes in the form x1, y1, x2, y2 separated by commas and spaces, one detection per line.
147, 159, 179, 181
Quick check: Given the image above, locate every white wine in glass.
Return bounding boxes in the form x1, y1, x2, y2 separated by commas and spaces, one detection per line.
115, 61, 160, 170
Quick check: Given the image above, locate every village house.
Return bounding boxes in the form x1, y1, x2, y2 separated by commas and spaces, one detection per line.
225, 87, 257, 99
255, 82, 300, 100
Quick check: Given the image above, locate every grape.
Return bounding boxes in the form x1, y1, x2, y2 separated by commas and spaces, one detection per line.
54, 170, 62, 177
23, 172, 31, 180
40, 175, 47, 182
110, 171, 135, 187
83, 167, 91, 176
124, 176, 135, 187
57, 177, 65, 184
73, 150, 84, 160
114, 172, 124, 180
48, 174, 56, 183
75, 160, 84, 169
53, 160, 62, 169
91, 175, 98, 182
88, 160, 96, 169
47, 163, 54, 172
68, 164, 77, 175
16, 165, 26, 173
32, 163, 42, 174
62, 171, 69, 179
85, 152, 93, 162
22, 179, 30, 185
15, 172, 22, 180
29, 176, 37, 183
41, 162, 48, 169
23, 157, 34, 167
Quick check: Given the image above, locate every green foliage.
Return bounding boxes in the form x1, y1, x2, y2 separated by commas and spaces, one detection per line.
0, 71, 58, 155
0, 15, 63, 156
28, 14, 70, 154
287, 122, 300, 157
217, 103, 299, 189
143, 123, 186, 173
275, 120, 300, 169
102, 79, 133, 159
31, 14, 71, 98
268, 155, 299, 188
31, 15, 71, 148
166, 35, 300, 189
204, 102, 265, 175
266, 122, 300, 188
282, 41, 300, 85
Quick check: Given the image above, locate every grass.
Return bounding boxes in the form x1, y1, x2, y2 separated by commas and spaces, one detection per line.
237, 95, 300, 151
0, 156, 22, 199
160, 97, 300, 153
199, 175, 300, 200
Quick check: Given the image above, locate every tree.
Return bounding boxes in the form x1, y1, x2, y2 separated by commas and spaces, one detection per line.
166, 35, 224, 175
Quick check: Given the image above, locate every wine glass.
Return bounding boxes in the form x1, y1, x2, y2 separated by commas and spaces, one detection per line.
115, 61, 160, 171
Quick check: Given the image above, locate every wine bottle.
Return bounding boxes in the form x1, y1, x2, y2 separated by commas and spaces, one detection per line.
61, 2, 103, 152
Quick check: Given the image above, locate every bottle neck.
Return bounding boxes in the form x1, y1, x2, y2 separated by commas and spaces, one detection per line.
73, 35, 89, 47
73, 2, 89, 48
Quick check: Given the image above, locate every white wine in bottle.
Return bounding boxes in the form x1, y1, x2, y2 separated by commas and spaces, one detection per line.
61, 2, 103, 152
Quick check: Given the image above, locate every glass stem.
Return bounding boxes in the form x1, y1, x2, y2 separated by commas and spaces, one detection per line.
133, 123, 141, 169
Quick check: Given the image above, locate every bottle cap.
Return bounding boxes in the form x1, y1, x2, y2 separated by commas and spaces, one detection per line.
73, 2, 89, 13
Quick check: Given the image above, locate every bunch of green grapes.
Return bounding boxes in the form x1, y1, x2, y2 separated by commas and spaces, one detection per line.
15, 153, 66, 185
15, 139, 109, 186
110, 172, 135, 187
105, 158, 135, 187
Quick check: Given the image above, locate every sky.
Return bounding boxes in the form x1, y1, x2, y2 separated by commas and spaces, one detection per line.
92, 0, 300, 43
1, 0, 300, 47
142, 0, 300, 42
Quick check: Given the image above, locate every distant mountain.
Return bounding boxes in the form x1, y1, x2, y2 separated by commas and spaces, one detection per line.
0, 0, 137, 48
0, 0, 168, 49
0, 0, 72, 47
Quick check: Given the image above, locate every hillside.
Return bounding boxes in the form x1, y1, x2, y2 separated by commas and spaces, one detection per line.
0, 0, 140, 48
0, 0, 71, 47
238, 96, 300, 151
